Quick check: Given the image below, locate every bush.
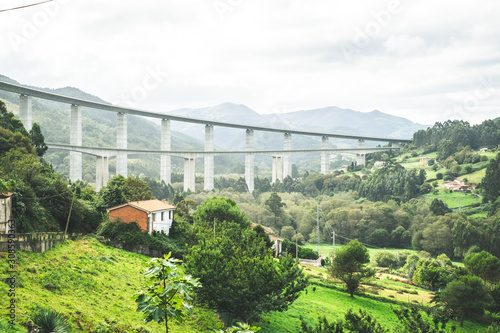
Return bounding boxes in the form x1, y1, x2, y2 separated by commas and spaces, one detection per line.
299, 247, 319, 260
372, 251, 397, 267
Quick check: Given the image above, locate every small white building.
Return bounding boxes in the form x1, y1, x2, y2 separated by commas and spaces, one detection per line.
0, 192, 13, 234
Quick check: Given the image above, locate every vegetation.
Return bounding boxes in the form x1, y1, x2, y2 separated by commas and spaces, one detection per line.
133, 254, 201, 333
328, 240, 374, 297
184, 199, 308, 324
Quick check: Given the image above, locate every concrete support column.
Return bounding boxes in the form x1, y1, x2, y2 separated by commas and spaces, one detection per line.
272, 156, 283, 183
183, 157, 196, 192
116, 112, 127, 177
245, 129, 255, 192
96, 156, 109, 192
357, 139, 366, 166
70, 104, 82, 182
204, 124, 214, 191
392, 142, 400, 149
283, 133, 292, 178
160, 119, 171, 184
321, 136, 329, 175
19, 94, 33, 131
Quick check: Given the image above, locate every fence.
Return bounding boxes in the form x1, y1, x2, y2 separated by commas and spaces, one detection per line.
0, 232, 71, 253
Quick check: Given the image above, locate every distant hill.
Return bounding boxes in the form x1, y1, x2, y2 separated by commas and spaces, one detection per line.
0, 74, 427, 183
164, 104, 427, 151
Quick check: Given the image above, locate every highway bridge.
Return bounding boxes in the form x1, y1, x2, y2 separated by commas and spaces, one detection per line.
0, 80, 411, 191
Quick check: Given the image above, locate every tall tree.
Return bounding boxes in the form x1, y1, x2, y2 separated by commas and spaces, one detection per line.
439, 275, 492, 327
482, 153, 500, 203
463, 251, 500, 286
328, 239, 374, 297
265, 192, 286, 228
185, 218, 308, 324
29, 122, 48, 158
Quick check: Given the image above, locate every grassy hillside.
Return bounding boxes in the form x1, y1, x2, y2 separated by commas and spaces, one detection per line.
0, 237, 222, 332
1, 238, 491, 332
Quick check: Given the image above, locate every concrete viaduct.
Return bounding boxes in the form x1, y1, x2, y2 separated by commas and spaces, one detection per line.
0, 80, 412, 192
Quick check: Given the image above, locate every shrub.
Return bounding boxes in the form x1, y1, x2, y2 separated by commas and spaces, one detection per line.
372, 251, 397, 267
31, 306, 71, 333
299, 247, 319, 260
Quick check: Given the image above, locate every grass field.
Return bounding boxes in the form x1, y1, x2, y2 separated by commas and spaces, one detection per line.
256, 264, 489, 332
421, 191, 482, 209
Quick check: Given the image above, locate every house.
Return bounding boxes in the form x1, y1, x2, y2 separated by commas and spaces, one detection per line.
250, 222, 283, 257
373, 161, 386, 168
107, 199, 176, 235
480, 148, 489, 153
0, 192, 13, 234
443, 179, 471, 192
419, 156, 430, 165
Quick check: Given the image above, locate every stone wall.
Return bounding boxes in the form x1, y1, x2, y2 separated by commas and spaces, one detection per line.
0, 232, 70, 253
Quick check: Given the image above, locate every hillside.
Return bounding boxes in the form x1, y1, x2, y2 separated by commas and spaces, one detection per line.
0, 237, 489, 332
0, 237, 223, 332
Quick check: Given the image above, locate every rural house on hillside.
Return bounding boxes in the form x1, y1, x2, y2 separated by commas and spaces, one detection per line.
251, 222, 283, 257
107, 199, 176, 235
0, 192, 13, 233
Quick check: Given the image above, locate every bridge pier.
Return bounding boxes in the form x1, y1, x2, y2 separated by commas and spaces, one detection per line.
160, 119, 171, 184
356, 139, 366, 166
95, 155, 109, 191
245, 129, 254, 192
283, 133, 292, 178
183, 157, 196, 192
272, 156, 283, 183
70, 104, 82, 182
19, 94, 33, 131
321, 136, 329, 175
116, 112, 127, 177
204, 124, 214, 191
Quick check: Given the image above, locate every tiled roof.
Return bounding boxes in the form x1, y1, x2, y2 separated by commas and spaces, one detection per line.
0, 192, 13, 198
250, 222, 275, 235
108, 199, 175, 213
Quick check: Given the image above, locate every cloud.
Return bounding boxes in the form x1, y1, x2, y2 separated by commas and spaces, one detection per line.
383, 35, 425, 55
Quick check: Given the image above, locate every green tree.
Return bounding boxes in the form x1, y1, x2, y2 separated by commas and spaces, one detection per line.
133, 253, 201, 333
412, 259, 448, 291
122, 177, 155, 201
392, 305, 455, 333
265, 192, 286, 228
430, 199, 451, 216
482, 153, 500, 203
0, 100, 29, 137
194, 196, 250, 230
463, 251, 500, 285
185, 220, 308, 324
439, 275, 492, 327
300, 308, 388, 333
29, 122, 48, 158
328, 239, 374, 297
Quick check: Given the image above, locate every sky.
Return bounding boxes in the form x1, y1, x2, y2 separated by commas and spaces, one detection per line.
0, 0, 499, 125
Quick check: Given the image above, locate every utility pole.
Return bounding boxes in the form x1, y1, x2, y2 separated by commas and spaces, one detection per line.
316, 205, 320, 254
332, 231, 335, 254
295, 229, 298, 259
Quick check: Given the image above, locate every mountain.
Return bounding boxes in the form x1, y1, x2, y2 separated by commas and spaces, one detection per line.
164, 104, 428, 150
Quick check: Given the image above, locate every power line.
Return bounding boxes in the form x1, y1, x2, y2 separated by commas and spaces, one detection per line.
0, 0, 53, 13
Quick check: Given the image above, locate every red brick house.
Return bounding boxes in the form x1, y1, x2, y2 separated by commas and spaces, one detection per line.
107, 199, 176, 235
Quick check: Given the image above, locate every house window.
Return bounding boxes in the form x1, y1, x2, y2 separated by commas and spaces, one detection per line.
161, 212, 164, 221
152, 213, 156, 222
169, 211, 172, 219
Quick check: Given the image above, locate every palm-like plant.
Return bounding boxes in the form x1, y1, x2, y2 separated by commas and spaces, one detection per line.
31, 307, 71, 333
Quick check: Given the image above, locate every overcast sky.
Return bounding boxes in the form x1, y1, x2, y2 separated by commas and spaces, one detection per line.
1, 0, 499, 125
